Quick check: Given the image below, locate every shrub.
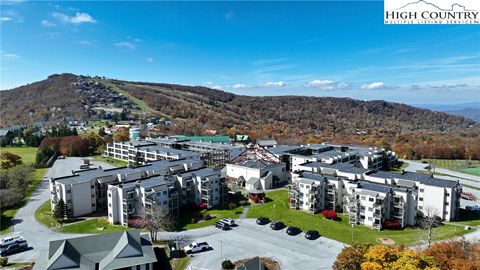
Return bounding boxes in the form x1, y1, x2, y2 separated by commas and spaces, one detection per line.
228, 202, 236, 210
0, 189, 23, 209
0, 256, 8, 266
221, 259, 234, 269
191, 217, 198, 224
204, 214, 212, 220
321, 209, 337, 220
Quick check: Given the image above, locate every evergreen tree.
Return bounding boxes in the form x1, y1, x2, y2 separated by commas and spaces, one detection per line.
53, 199, 66, 227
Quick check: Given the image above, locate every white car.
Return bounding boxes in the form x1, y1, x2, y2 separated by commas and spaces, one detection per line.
220, 218, 235, 226
0, 232, 23, 247
183, 242, 210, 254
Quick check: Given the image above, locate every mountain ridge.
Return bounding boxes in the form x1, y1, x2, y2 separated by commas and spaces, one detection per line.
0, 74, 478, 136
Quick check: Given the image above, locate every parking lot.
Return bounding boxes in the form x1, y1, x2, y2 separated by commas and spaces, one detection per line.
186, 218, 345, 270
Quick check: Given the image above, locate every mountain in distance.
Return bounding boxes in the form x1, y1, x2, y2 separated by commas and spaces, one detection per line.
0, 73, 478, 136
415, 102, 480, 122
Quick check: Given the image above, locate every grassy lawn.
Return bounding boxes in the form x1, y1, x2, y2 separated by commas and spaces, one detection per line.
389, 161, 409, 173
171, 256, 190, 270
0, 146, 47, 234
177, 197, 244, 230
93, 155, 128, 167
422, 159, 480, 176
449, 209, 480, 227
0, 146, 39, 165
57, 218, 128, 234
35, 200, 59, 228
246, 190, 473, 246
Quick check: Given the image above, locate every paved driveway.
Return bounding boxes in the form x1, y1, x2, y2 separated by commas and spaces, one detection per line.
184, 219, 345, 270
3, 157, 113, 262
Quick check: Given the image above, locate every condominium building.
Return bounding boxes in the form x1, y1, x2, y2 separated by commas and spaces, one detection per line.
107, 167, 227, 225
289, 161, 461, 230
34, 230, 157, 270
177, 140, 245, 168
49, 159, 203, 217
104, 140, 201, 164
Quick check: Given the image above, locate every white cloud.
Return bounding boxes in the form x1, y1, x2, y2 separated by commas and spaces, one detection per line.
337, 82, 350, 89
133, 38, 142, 43
211, 85, 223, 90
1, 17, 13, 22
304, 79, 334, 87
52, 12, 96, 24
41, 19, 56, 27
225, 11, 235, 20
114, 42, 135, 50
79, 40, 92, 45
264, 81, 286, 88
204, 81, 214, 86
231, 83, 249, 89
146, 57, 154, 63
0, 51, 20, 60
361, 82, 386, 90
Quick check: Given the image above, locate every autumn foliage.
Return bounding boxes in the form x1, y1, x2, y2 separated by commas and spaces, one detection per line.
321, 209, 337, 220
334, 239, 480, 270
40, 136, 90, 156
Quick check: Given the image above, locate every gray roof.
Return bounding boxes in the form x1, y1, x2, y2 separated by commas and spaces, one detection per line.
0, 129, 12, 136
367, 171, 458, 188
231, 159, 281, 169
357, 181, 392, 194
305, 144, 334, 152
137, 145, 200, 157
266, 145, 304, 155
42, 230, 156, 270
302, 162, 368, 174
257, 139, 277, 146
299, 172, 329, 182
314, 150, 353, 159
246, 177, 259, 185
182, 140, 243, 150
237, 256, 263, 270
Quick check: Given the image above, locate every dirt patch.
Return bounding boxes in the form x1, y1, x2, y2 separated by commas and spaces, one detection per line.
377, 237, 396, 245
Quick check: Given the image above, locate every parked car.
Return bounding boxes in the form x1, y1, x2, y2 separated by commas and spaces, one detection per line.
0, 232, 24, 246
270, 221, 285, 230
220, 218, 235, 226
0, 240, 28, 256
214, 221, 230, 230
183, 242, 210, 254
286, 226, 302, 236
256, 217, 270, 225
305, 230, 320, 240
466, 205, 480, 212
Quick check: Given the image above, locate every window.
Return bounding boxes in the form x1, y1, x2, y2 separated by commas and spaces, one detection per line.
91, 185, 94, 189
109, 213, 112, 217
67, 200, 71, 203
108, 194, 112, 197
360, 215, 365, 220
66, 190, 71, 194
360, 206, 366, 210
92, 203, 95, 207
446, 193, 450, 197
163, 201, 167, 205
368, 217, 372, 221
369, 198, 374, 202
163, 191, 167, 195
445, 202, 449, 206
91, 194, 95, 198
300, 184, 304, 188
419, 197, 423, 201
420, 189, 424, 192
108, 203, 111, 207
419, 206, 423, 210
368, 207, 373, 212
360, 196, 366, 200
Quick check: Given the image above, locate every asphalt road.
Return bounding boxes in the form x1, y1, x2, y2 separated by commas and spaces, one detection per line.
2, 157, 113, 263
184, 219, 345, 270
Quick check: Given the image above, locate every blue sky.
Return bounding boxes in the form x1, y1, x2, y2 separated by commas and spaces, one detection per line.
1, 1, 479, 105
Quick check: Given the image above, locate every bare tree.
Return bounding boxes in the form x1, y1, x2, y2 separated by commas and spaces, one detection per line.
140, 203, 174, 242
419, 206, 441, 247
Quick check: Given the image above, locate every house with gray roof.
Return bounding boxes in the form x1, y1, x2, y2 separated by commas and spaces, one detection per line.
34, 230, 157, 270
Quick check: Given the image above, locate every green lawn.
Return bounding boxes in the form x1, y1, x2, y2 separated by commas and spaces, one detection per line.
0, 146, 39, 165
177, 203, 244, 230
35, 200, 59, 228
422, 159, 480, 176
93, 155, 128, 167
246, 190, 473, 246
389, 161, 409, 173
57, 218, 128, 234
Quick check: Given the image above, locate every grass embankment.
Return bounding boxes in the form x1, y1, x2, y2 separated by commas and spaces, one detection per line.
389, 161, 409, 173
177, 202, 244, 230
422, 159, 480, 176
246, 190, 474, 246
0, 146, 47, 234
36, 200, 127, 234
93, 155, 128, 167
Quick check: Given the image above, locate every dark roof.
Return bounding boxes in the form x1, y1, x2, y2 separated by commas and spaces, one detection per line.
42, 230, 156, 270
230, 159, 281, 169
267, 145, 304, 155
367, 171, 458, 188
237, 257, 264, 270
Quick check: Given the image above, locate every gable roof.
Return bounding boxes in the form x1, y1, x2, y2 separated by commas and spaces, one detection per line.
42, 230, 156, 270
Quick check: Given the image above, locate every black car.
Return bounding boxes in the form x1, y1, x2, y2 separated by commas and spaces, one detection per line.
256, 217, 270, 225
270, 221, 285, 230
305, 230, 320, 240
214, 221, 230, 230
286, 226, 302, 236
0, 240, 28, 256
